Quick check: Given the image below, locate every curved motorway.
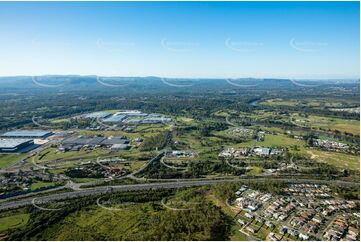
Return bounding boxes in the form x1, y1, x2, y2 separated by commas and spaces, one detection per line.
0, 177, 358, 211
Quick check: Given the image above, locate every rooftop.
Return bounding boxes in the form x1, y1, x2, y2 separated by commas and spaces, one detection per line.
0, 138, 33, 148
1, 130, 52, 138
102, 114, 127, 123
111, 144, 129, 148
117, 110, 147, 116
84, 111, 111, 119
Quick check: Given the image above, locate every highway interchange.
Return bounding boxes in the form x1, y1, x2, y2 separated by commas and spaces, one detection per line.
0, 139, 359, 213
0, 175, 358, 211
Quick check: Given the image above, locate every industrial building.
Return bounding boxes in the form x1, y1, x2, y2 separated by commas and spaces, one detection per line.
102, 114, 127, 123
83, 112, 111, 119
100, 136, 129, 145
62, 136, 129, 146
124, 119, 142, 124
142, 117, 173, 124
62, 136, 106, 146
79, 109, 174, 126
0, 138, 35, 153
253, 147, 271, 156
110, 144, 129, 151
1, 130, 53, 139
116, 110, 147, 117
78, 109, 174, 127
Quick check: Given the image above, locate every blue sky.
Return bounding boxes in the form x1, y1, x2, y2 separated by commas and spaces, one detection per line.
0, 1, 359, 78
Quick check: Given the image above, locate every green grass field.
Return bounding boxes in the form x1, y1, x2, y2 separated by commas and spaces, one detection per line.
261, 98, 352, 110
30, 142, 154, 175
70, 177, 100, 183
111, 160, 147, 171
260, 98, 300, 107
238, 134, 304, 148
307, 149, 359, 171
173, 130, 228, 161
0, 213, 30, 232
239, 110, 290, 123
33, 147, 109, 162
34, 147, 145, 163
78, 130, 139, 139
79, 123, 172, 140
176, 117, 194, 123
30, 181, 56, 190
246, 166, 263, 176
0, 153, 27, 169
292, 114, 360, 135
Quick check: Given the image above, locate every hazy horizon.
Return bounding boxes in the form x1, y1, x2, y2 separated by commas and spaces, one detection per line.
0, 74, 359, 81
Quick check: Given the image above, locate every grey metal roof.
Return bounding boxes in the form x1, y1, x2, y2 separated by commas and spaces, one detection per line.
63, 137, 106, 145
0, 138, 32, 148
101, 137, 129, 145
84, 112, 111, 119
89, 137, 106, 145
261, 148, 271, 154
1, 130, 52, 137
102, 114, 127, 123
110, 144, 129, 149
117, 110, 147, 116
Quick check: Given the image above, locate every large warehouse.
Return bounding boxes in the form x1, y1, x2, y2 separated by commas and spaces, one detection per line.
62, 136, 129, 146
0, 130, 53, 139
83, 111, 111, 119
0, 138, 35, 153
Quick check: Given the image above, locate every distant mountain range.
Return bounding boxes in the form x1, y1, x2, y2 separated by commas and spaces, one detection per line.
0, 76, 359, 93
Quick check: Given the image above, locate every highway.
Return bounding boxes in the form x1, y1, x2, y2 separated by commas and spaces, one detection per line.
0, 145, 358, 212
0, 177, 358, 211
